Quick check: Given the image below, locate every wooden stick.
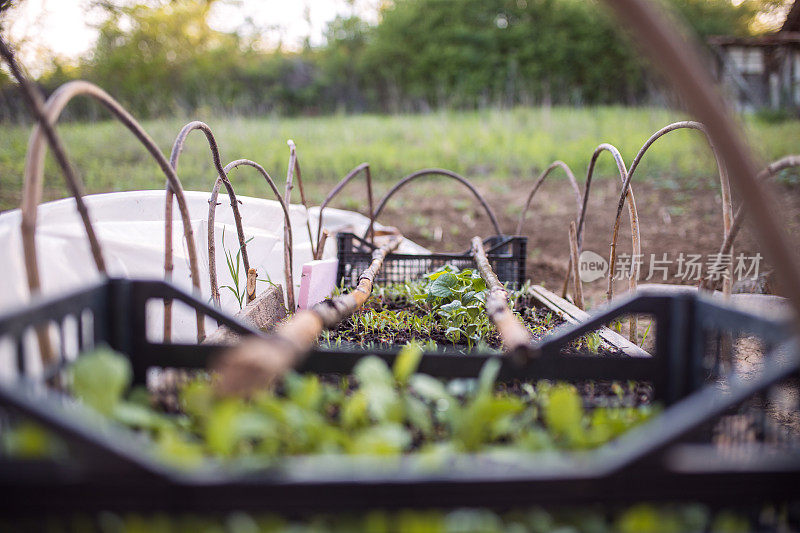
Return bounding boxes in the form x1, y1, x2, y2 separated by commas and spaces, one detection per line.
316, 229, 330, 258
365, 168, 502, 241
470, 236, 533, 355
0, 38, 107, 287
561, 256, 572, 299
215, 235, 403, 396
515, 160, 582, 235
605, 0, 800, 331
18, 80, 206, 343
207, 159, 294, 310
569, 144, 640, 322
0, 38, 108, 364
246, 267, 257, 303
700, 155, 800, 292
568, 221, 584, 310
315, 163, 373, 257
612, 121, 732, 298
285, 140, 315, 259
165, 121, 250, 341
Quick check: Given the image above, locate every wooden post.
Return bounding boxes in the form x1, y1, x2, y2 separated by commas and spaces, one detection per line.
215, 235, 402, 396
246, 268, 257, 303
568, 221, 584, 310
470, 236, 533, 355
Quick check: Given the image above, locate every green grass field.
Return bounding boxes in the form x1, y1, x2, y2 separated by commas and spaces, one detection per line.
1, 106, 798, 211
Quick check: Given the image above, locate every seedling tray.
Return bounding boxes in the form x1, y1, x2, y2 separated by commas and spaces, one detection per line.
0, 278, 798, 513
337, 233, 527, 289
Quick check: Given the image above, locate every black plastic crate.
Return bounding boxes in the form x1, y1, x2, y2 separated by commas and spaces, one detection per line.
336, 233, 526, 289
0, 278, 798, 513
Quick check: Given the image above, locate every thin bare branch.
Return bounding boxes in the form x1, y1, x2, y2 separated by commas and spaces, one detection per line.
0, 39, 107, 289
366, 168, 503, 240
515, 160, 582, 235
208, 159, 295, 311
571, 144, 640, 342
701, 155, 800, 292
0, 38, 108, 364
317, 229, 330, 259
164, 121, 249, 341
604, 0, 800, 327
622, 121, 732, 294
317, 162, 374, 258
18, 80, 205, 344
285, 141, 317, 260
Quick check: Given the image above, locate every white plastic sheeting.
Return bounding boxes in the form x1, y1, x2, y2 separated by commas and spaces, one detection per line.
0, 190, 427, 342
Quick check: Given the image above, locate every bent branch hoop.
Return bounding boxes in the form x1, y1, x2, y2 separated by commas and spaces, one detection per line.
19, 81, 205, 344
208, 159, 295, 311
515, 160, 582, 235
316, 163, 374, 257
0, 39, 107, 295
702, 155, 800, 292
512, 160, 582, 299
471, 236, 533, 356
611, 121, 733, 295
0, 39, 107, 365
571, 144, 640, 342
604, 0, 800, 323
574, 145, 641, 291
364, 168, 503, 241
216, 235, 403, 396
164, 121, 250, 341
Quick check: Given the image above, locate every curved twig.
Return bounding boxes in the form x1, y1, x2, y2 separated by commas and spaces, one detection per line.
604, 0, 800, 326
0, 40, 107, 289
364, 168, 503, 240
285, 140, 315, 264
515, 160, 582, 235
702, 155, 800, 292
573, 144, 641, 298
618, 121, 733, 295
571, 143, 640, 342
20, 80, 205, 343
513, 160, 582, 302
316, 162, 374, 258
0, 38, 107, 364
208, 159, 296, 311
164, 121, 249, 341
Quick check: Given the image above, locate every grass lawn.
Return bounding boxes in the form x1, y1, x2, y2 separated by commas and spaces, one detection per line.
1, 106, 799, 212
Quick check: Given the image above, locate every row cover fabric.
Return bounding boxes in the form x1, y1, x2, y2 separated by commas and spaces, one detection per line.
0, 190, 428, 343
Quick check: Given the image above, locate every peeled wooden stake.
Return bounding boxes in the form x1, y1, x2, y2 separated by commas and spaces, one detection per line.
215, 234, 402, 395
568, 221, 584, 310
470, 236, 533, 356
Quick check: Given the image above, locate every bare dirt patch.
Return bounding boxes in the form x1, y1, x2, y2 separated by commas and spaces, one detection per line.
375, 177, 800, 305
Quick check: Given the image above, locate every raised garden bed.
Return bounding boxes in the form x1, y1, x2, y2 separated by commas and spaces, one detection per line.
332, 233, 645, 358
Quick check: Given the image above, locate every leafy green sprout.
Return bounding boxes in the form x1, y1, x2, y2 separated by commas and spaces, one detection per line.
418, 266, 495, 349
640, 319, 653, 348
219, 227, 254, 309
61, 345, 655, 466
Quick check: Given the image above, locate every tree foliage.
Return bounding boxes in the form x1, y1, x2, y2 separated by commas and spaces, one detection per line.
0, 0, 786, 119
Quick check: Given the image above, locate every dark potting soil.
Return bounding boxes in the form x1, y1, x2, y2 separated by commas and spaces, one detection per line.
326, 294, 626, 357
